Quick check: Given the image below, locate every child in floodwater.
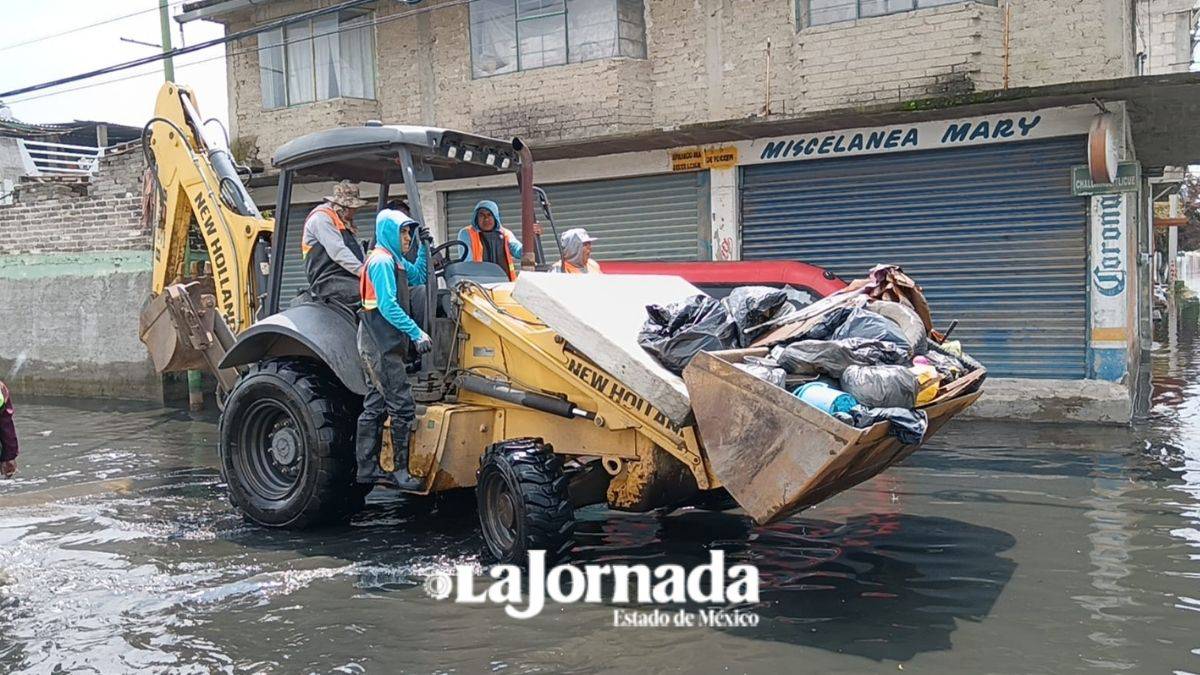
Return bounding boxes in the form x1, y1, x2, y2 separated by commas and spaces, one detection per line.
0, 381, 17, 477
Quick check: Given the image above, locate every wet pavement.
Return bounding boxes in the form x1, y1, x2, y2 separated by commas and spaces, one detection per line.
2, 338, 1200, 674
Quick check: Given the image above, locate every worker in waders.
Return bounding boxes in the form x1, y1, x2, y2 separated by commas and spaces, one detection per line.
550, 228, 603, 274
301, 180, 368, 307
457, 200, 539, 281
356, 209, 431, 488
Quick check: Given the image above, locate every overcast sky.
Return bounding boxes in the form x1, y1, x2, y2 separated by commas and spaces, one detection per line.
0, 1, 228, 131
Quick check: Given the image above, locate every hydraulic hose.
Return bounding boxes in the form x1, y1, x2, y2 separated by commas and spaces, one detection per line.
456, 373, 594, 420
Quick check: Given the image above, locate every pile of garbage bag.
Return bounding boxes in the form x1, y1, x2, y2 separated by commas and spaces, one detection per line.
637, 284, 813, 374
637, 265, 982, 445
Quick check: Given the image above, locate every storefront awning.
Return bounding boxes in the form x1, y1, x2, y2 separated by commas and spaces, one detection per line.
533, 73, 1200, 170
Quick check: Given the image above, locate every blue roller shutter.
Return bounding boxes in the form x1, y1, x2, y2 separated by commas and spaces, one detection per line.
444, 172, 709, 262
741, 137, 1088, 378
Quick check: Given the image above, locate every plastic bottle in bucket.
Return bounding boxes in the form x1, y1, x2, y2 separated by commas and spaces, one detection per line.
794, 382, 859, 415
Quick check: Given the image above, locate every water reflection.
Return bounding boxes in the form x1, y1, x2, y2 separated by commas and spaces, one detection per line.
0, 328, 1199, 671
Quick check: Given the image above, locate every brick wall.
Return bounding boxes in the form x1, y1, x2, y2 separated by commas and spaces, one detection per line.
219, 0, 1137, 156
1008, 0, 1135, 85
1136, 0, 1196, 74
0, 146, 147, 254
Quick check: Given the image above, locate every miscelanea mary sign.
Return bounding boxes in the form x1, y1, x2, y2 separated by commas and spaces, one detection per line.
739, 105, 1098, 166
423, 550, 760, 627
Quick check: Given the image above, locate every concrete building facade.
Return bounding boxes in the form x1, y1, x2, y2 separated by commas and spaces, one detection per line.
201, 0, 1147, 160
0, 146, 161, 400
179, 0, 1200, 421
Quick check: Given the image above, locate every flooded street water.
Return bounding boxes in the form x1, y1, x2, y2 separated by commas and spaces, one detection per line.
2, 337, 1200, 674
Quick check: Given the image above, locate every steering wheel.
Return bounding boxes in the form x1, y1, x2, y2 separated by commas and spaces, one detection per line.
430, 239, 469, 273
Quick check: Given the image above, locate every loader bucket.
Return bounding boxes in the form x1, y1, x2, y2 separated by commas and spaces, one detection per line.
138, 282, 240, 391
682, 349, 983, 525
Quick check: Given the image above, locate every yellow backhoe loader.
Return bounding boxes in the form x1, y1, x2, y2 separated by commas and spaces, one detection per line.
139, 82, 983, 564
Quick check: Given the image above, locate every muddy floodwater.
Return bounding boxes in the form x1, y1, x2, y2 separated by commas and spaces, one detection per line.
3, 338, 1200, 674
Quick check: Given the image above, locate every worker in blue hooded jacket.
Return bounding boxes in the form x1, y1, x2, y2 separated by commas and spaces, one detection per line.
356, 209, 431, 489
457, 200, 539, 281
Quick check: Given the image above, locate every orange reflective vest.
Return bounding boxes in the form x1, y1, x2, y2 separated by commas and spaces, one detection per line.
358, 249, 391, 311
552, 259, 602, 274
300, 204, 349, 258
467, 227, 518, 281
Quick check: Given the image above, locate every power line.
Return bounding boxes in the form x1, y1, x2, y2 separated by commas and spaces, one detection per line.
0, 0, 192, 53
6, 0, 475, 106
0, 0, 376, 99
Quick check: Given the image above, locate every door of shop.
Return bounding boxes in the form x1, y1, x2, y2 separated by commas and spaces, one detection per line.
741, 137, 1089, 378
444, 172, 709, 262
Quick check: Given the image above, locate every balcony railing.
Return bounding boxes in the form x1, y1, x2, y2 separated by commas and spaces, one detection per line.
18, 139, 103, 176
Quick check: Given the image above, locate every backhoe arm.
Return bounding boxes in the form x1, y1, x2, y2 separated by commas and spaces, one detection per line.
138, 82, 275, 393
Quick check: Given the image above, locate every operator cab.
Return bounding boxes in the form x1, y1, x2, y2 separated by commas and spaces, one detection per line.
267, 124, 548, 391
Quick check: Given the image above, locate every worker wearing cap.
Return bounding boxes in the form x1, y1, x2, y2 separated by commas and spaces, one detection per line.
457, 200, 540, 281
551, 228, 603, 274
356, 209, 431, 489
0, 381, 18, 478
301, 180, 368, 306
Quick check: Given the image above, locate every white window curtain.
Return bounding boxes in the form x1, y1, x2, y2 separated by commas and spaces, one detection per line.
805, 0, 856, 25
470, 0, 644, 77
567, 0, 616, 63
258, 28, 286, 109
339, 13, 376, 99
313, 13, 340, 100
518, 14, 566, 68
860, 0, 911, 17
284, 21, 315, 104
471, 0, 518, 77
517, 0, 564, 18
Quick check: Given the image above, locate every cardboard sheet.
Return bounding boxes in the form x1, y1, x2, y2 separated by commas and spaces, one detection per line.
512, 272, 702, 424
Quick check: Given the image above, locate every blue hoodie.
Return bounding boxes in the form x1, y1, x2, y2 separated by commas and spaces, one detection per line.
365, 209, 427, 340
457, 200, 522, 262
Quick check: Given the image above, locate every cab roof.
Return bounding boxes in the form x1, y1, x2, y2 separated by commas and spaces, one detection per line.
272, 124, 521, 182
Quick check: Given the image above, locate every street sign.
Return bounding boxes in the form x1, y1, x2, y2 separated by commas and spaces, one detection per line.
1071, 161, 1140, 196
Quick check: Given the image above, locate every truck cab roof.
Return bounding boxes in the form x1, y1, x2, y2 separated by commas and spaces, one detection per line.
272, 124, 521, 183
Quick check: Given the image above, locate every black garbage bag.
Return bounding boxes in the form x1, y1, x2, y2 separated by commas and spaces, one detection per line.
840, 364, 918, 408
723, 286, 789, 345
870, 300, 928, 355
639, 295, 740, 374
781, 285, 816, 310
734, 363, 788, 388
918, 350, 965, 383
773, 338, 908, 377
833, 406, 929, 445
795, 306, 854, 341
831, 307, 912, 355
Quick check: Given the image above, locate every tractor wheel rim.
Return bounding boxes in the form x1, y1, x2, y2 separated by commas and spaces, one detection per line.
237, 399, 304, 502
482, 473, 518, 553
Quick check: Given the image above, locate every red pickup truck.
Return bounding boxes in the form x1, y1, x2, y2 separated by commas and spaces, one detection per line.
600, 260, 848, 301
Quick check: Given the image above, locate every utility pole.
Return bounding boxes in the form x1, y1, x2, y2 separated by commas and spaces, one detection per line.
159, 0, 175, 81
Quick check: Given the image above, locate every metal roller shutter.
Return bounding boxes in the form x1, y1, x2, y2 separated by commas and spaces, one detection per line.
741, 137, 1088, 378
444, 172, 709, 262
276, 202, 378, 303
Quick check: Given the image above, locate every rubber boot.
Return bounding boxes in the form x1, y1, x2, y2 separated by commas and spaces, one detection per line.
390, 424, 423, 491
355, 419, 393, 485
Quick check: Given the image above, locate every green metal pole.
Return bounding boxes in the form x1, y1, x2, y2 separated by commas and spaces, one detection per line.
159, 0, 175, 81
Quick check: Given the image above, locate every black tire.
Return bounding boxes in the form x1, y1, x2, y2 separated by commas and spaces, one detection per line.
476, 438, 575, 565
218, 358, 360, 528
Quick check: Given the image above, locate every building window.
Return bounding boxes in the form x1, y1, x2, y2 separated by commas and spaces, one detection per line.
258, 10, 376, 109
470, 0, 646, 78
798, 0, 997, 28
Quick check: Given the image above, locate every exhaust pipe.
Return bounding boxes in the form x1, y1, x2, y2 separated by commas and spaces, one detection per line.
512, 137, 537, 270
